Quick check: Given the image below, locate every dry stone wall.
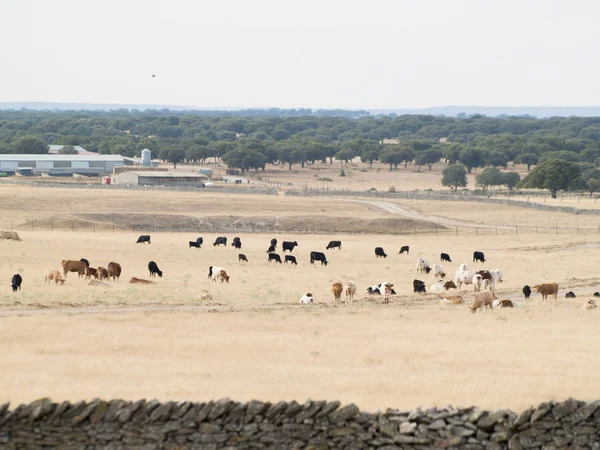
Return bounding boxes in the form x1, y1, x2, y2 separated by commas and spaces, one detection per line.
1, 398, 600, 449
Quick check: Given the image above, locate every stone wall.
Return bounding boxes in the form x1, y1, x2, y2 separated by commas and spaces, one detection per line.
1, 398, 599, 449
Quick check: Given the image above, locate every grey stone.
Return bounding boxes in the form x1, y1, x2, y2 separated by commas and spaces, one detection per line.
102, 400, 127, 423
133, 399, 160, 423
530, 402, 552, 423
329, 404, 359, 423
72, 400, 101, 425
434, 436, 462, 448
245, 400, 268, 422
282, 423, 312, 440
513, 407, 534, 427
467, 409, 485, 423
284, 401, 302, 418
566, 401, 600, 425
394, 434, 431, 444
318, 401, 341, 418
408, 408, 422, 421
399, 421, 417, 434
477, 410, 509, 430
552, 398, 579, 419
208, 399, 232, 421
197, 401, 215, 422
378, 416, 398, 437
428, 419, 446, 431
452, 426, 475, 437
296, 400, 325, 423
265, 401, 287, 420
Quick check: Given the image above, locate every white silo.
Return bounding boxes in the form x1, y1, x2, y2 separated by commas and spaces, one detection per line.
141, 148, 151, 166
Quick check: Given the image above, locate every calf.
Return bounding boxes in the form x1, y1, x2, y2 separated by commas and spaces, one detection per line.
85, 267, 98, 280
430, 279, 456, 293
196, 237, 203, 246
44, 268, 65, 285
284, 255, 297, 265
148, 261, 163, 278
299, 293, 314, 304
232, 237, 242, 249
583, 300, 597, 310
270, 238, 277, 249
473, 251, 486, 263
11, 274, 22, 292
440, 252, 452, 262
310, 251, 328, 266
266, 244, 276, 253
413, 279, 426, 294
458, 263, 469, 272
107, 262, 121, 281
344, 281, 357, 304
96, 266, 109, 281
399, 245, 409, 255
440, 295, 464, 305
382, 283, 393, 305
493, 299, 515, 308
523, 285, 532, 299
533, 283, 559, 301
238, 254, 248, 262
417, 257, 431, 274
129, 277, 156, 285
478, 270, 492, 289
326, 240, 342, 250
208, 266, 230, 283
189, 241, 201, 248
444, 280, 457, 290
565, 291, 576, 298
213, 237, 227, 246
268, 253, 282, 264
136, 235, 151, 244
332, 282, 343, 301
433, 264, 445, 278
470, 290, 498, 313
472, 274, 484, 292
374, 247, 387, 258
282, 241, 298, 252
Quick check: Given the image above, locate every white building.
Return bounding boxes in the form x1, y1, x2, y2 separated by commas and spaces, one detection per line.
0, 154, 126, 176
48, 145, 99, 155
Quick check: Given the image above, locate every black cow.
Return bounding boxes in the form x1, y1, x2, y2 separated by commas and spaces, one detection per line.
284, 255, 297, 265
523, 285, 532, 299
374, 247, 387, 258
326, 240, 342, 250
473, 251, 486, 263
189, 241, 201, 248
11, 274, 22, 292
136, 235, 151, 244
266, 244, 276, 253
239, 254, 248, 262
270, 238, 277, 249
399, 246, 409, 255
440, 253, 452, 262
232, 237, 242, 249
196, 237, 203, 245
413, 279, 426, 293
282, 241, 298, 252
594, 292, 600, 297
213, 237, 227, 246
565, 291, 576, 298
268, 253, 282, 264
310, 251, 328, 266
148, 261, 163, 278
80, 258, 90, 267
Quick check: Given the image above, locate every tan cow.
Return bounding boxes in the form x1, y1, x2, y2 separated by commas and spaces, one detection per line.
583, 300, 597, 310
61, 260, 87, 278
96, 266, 109, 281
44, 268, 65, 285
470, 290, 498, 313
533, 283, 559, 301
129, 277, 156, 285
0, 231, 21, 241
383, 283, 393, 305
344, 281, 357, 304
107, 262, 122, 281
332, 282, 343, 301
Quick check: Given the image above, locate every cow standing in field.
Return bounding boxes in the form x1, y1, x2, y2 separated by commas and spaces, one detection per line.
148, 261, 163, 278
399, 246, 409, 255
11, 274, 22, 292
310, 251, 328, 266
136, 235, 151, 244
268, 253, 282, 264
62, 259, 87, 278
266, 244, 276, 253
213, 237, 227, 246
533, 283, 559, 301
432, 264, 445, 278
374, 247, 387, 258
96, 267, 109, 281
85, 267, 98, 280
473, 251, 486, 263
284, 255, 297, 265
440, 253, 452, 262
326, 240, 342, 250
470, 290, 498, 313
344, 281, 357, 304
332, 282, 343, 301
189, 241, 202, 248
80, 258, 90, 268
44, 268, 65, 285
107, 262, 122, 281
208, 266, 230, 283
382, 283, 393, 305
417, 257, 431, 274
282, 241, 298, 252
270, 238, 278, 249
523, 285, 532, 299
238, 254, 248, 262
232, 237, 242, 249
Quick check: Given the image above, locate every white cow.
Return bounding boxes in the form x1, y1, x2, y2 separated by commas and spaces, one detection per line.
417, 257, 431, 274
454, 270, 477, 289
430, 280, 446, 293
299, 293, 314, 304
432, 264, 445, 278
472, 274, 484, 292
344, 281, 357, 304
458, 263, 469, 272
209, 266, 230, 283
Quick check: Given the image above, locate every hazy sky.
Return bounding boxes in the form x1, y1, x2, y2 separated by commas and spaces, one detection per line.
2, 0, 599, 109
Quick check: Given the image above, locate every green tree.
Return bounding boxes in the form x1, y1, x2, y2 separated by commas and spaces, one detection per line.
537, 150, 582, 164
335, 147, 356, 165
488, 152, 508, 168
587, 178, 600, 198
14, 135, 48, 154
414, 148, 442, 171
459, 147, 487, 173
501, 172, 521, 191
441, 164, 467, 192
476, 167, 502, 191
515, 153, 538, 171
58, 145, 78, 155
360, 148, 380, 168
380, 147, 403, 170
518, 159, 582, 198
442, 144, 462, 165
166, 148, 186, 168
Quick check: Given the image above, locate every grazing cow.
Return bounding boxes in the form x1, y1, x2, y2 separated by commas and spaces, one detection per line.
213, 237, 227, 246
440, 252, 452, 262
80, 258, 90, 268
432, 264, 445, 278
136, 235, 151, 244
299, 293, 314, 304
473, 251, 486, 263
238, 254, 248, 262
196, 237, 203, 246
533, 283, 559, 301
270, 238, 277, 249
470, 290, 498, 313
11, 274, 22, 292
61, 259, 87, 278
266, 245, 276, 253
594, 292, 600, 297
565, 291, 576, 298
332, 282, 343, 301
454, 270, 478, 289
344, 281, 357, 304
84, 267, 98, 280
44, 268, 65, 285
472, 274, 484, 292
0, 230, 21, 241
129, 277, 156, 285
458, 263, 469, 272
523, 285, 532, 299
208, 266, 230, 283
107, 262, 122, 281
148, 261, 163, 278
416, 257, 431, 274
583, 300, 597, 310
189, 241, 201, 248
268, 253, 282, 264
444, 280, 457, 290
282, 241, 298, 252
96, 267, 109, 281
413, 279, 426, 293
382, 283, 393, 305
232, 237, 242, 249
310, 251, 328, 266
430, 279, 456, 293
284, 255, 297, 265
478, 270, 492, 289
399, 246, 410, 255
374, 247, 387, 258
326, 240, 342, 250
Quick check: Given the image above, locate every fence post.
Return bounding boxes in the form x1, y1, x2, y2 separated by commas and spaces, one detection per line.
11, 221, 13, 230
72, 221, 75, 232
495, 226, 497, 236
113, 224, 115, 232
556, 226, 558, 234
455, 227, 458, 236
476, 228, 478, 236
51, 221, 53, 231
516, 226, 518, 235
31, 222, 34, 231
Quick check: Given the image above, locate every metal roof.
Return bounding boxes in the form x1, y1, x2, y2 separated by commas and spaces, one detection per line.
0, 154, 125, 162
129, 171, 207, 178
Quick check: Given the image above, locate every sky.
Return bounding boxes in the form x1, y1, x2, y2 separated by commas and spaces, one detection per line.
1, 0, 599, 109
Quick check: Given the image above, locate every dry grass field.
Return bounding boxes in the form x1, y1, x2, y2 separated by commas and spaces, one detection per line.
1, 182, 600, 413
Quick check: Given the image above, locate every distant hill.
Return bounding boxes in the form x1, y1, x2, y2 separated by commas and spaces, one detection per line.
369, 106, 600, 118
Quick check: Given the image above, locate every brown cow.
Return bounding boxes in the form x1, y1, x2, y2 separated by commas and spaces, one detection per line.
129, 277, 156, 285
107, 262, 122, 281
61, 260, 87, 278
332, 282, 343, 301
96, 266, 109, 281
470, 290, 498, 313
85, 267, 98, 280
444, 280, 457, 290
533, 283, 559, 301
44, 268, 65, 285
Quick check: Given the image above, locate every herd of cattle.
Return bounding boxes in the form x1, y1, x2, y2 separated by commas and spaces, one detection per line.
6, 234, 600, 312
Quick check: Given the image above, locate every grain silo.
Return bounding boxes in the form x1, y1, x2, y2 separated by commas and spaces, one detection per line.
141, 148, 152, 166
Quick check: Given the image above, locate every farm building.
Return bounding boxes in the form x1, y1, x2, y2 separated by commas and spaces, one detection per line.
48, 145, 98, 155
116, 171, 208, 187
0, 155, 126, 176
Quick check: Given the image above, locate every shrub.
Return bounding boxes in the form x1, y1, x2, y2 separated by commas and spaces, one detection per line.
340, 169, 346, 177
388, 186, 396, 193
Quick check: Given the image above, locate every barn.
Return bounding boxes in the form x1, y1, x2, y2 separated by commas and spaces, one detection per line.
116, 171, 208, 187
0, 155, 126, 176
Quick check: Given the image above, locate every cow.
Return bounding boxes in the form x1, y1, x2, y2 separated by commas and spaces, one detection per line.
478, 270, 492, 289
299, 293, 314, 304
344, 281, 357, 304
473, 251, 486, 263
148, 261, 163, 278
310, 251, 328, 266
284, 255, 297, 265
565, 291, 576, 298
80, 258, 90, 268
232, 237, 242, 249
208, 266, 229, 283
399, 245, 410, 255
533, 283, 559, 301
282, 241, 298, 252
189, 241, 201, 248
107, 262, 121, 281
440, 253, 452, 262
136, 235, 151, 244
129, 277, 156, 285
61, 259, 87, 278
44, 268, 65, 285
367, 282, 397, 295
332, 282, 343, 301
196, 237, 204, 246
493, 299, 516, 308
270, 238, 278, 249
268, 253, 282, 264
11, 274, 22, 292
266, 245, 276, 253
472, 274, 484, 292
374, 247, 387, 258
0, 231, 21, 241
382, 283, 393, 305
470, 290, 498, 313
430, 279, 456, 293
96, 267, 109, 281
413, 279, 426, 294
417, 257, 431, 274
458, 263, 469, 272
523, 285, 532, 299
433, 264, 445, 278
454, 270, 478, 289
326, 240, 342, 250
84, 267, 98, 280
444, 280, 457, 290
213, 237, 227, 246
238, 254, 248, 262
583, 300, 597, 310
594, 292, 600, 297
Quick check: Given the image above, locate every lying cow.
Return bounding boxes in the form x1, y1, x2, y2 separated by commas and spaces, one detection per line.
299, 293, 314, 304
565, 291, 576, 298
44, 268, 65, 285
533, 283, 559, 301
440, 296, 464, 305
583, 299, 597, 310
129, 277, 156, 285
430, 279, 457, 293
470, 290, 498, 313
